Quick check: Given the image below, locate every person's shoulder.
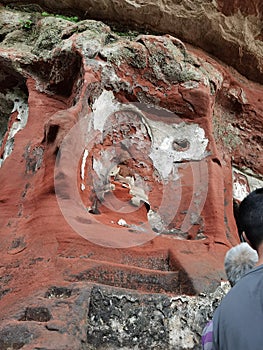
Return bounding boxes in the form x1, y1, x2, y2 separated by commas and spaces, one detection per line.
248, 264, 263, 273
238, 264, 263, 281
220, 264, 263, 302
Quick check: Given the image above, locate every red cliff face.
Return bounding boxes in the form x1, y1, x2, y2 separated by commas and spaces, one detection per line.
0, 4, 262, 349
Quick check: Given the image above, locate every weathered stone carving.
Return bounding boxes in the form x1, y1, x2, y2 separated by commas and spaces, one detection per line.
0, 4, 262, 349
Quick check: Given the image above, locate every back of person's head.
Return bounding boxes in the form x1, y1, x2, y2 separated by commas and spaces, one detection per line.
237, 187, 263, 250
224, 242, 258, 287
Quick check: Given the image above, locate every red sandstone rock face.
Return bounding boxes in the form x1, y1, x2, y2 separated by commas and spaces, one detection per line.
0, 5, 262, 349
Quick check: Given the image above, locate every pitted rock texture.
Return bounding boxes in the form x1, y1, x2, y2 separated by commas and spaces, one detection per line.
86, 284, 230, 350
0, 4, 262, 350
0, 282, 230, 350
3, 0, 263, 84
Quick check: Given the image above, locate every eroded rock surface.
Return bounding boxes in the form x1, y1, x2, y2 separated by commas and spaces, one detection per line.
0, 4, 262, 350
3, 0, 263, 84
0, 282, 230, 350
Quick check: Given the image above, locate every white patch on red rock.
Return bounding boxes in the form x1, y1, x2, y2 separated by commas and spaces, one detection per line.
233, 167, 263, 201
148, 119, 209, 181
81, 149, 89, 182
0, 90, 28, 167
91, 90, 120, 132
81, 91, 209, 235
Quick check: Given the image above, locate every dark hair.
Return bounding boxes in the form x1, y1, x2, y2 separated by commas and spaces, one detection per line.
237, 188, 263, 250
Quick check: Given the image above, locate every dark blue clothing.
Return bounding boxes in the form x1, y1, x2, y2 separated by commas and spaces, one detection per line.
213, 265, 263, 350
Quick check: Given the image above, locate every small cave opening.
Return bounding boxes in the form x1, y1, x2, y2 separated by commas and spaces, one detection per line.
28, 51, 83, 98
19, 306, 52, 322
46, 125, 59, 144
172, 138, 190, 152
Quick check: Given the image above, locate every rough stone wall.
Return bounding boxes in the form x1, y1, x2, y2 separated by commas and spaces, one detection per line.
0, 282, 230, 350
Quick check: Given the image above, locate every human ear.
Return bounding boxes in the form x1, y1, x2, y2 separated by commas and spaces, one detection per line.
242, 232, 253, 247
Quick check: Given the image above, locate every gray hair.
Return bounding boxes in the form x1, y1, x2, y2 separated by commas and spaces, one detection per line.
224, 242, 258, 287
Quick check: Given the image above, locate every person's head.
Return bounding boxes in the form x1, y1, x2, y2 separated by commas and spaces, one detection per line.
237, 187, 263, 251
224, 242, 258, 287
